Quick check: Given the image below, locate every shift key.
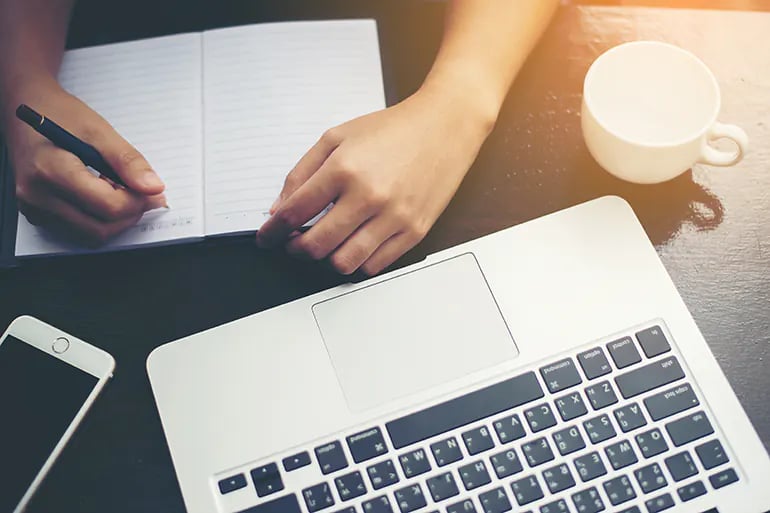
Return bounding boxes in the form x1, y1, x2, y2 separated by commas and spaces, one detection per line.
615, 356, 685, 399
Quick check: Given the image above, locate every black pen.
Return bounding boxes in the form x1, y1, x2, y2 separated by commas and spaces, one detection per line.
15, 103, 128, 188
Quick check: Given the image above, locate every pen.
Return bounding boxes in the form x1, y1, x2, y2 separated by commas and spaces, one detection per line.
15, 103, 128, 188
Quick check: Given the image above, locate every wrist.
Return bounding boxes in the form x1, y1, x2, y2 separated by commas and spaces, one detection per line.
418, 69, 502, 138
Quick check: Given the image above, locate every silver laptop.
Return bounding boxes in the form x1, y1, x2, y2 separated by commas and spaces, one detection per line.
147, 196, 770, 513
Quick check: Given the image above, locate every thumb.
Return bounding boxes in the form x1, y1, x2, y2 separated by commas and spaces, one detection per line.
83, 123, 164, 195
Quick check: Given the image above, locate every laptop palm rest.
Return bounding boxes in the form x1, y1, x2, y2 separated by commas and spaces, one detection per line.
312, 253, 519, 412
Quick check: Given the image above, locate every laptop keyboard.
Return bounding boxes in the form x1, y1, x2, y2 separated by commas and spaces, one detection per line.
215, 323, 740, 513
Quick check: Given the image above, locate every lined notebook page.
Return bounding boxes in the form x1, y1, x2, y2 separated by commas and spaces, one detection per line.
16, 33, 205, 256
202, 20, 386, 235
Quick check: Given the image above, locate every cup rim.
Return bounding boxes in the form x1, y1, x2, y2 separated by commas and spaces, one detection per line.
583, 40, 721, 148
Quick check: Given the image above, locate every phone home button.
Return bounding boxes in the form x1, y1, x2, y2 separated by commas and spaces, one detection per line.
52, 337, 70, 354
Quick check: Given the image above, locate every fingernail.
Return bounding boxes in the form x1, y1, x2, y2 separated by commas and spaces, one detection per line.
146, 194, 168, 211
141, 170, 164, 189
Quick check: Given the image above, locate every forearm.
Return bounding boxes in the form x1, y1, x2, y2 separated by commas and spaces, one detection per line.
0, 0, 74, 131
422, 0, 559, 131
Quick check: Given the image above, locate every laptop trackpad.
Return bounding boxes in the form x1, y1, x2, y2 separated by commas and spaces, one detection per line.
312, 253, 519, 412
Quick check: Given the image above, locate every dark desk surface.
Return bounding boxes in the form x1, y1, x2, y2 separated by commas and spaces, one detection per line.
1, 2, 768, 512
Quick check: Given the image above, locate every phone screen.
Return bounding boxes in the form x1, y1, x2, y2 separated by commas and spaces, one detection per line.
0, 335, 98, 511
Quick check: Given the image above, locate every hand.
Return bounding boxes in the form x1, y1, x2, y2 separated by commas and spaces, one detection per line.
5, 79, 167, 246
256, 86, 493, 275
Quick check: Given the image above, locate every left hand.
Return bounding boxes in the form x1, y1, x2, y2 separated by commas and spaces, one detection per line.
256, 86, 494, 275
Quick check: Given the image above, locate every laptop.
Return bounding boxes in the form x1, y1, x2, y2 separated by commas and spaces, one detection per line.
147, 196, 770, 513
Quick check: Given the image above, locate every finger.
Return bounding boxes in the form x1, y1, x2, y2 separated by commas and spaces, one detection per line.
360, 230, 423, 276
77, 117, 165, 195
257, 161, 341, 248
20, 192, 143, 247
36, 147, 164, 222
325, 214, 401, 275
271, 129, 340, 214
284, 195, 375, 260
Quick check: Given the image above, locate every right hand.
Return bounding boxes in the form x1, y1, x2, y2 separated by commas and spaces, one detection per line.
5, 79, 167, 246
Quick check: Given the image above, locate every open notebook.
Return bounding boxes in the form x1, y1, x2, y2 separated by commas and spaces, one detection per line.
15, 20, 385, 257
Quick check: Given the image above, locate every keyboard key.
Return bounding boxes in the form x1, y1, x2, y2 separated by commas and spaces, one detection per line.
490, 448, 524, 478
511, 475, 544, 506
540, 357, 582, 393
635, 428, 668, 458
615, 356, 685, 399
524, 403, 557, 432
618, 508, 641, 513
479, 487, 512, 513
398, 448, 431, 478
459, 460, 492, 490
614, 403, 647, 432
583, 414, 616, 444
607, 336, 642, 369
634, 463, 667, 493
334, 471, 366, 502
603, 474, 636, 505
574, 451, 607, 482
585, 381, 618, 410
218, 473, 246, 495
522, 437, 555, 467
332, 508, 355, 513
240, 494, 302, 513
665, 411, 713, 446
447, 499, 477, 513
303, 482, 335, 512
552, 425, 585, 455
283, 451, 311, 472
677, 480, 707, 501
367, 459, 399, 490
347, 427, 388, 463
636, 326, 671, 358
386, 371, 544, 449
555, 392, 588, 421
709, 467, 739, 489
664, 451, 698, 481
493, 413, 525, 443
315, 442, 348, 475
696, 439, 729, 469
645, 493, 674, 513
571, 487, 604, 513
431, 437, 463, 466
542, 463, 575, 493
539, 498, 569, 513
362, 495, 394, 513
426, 471, 459, 502
463, 425, 495, 455
643, 383, 699, 421
394, 484, 427, 513
578, 347, 612, 379
251, 463, 284, 497
604, 439, 638, 470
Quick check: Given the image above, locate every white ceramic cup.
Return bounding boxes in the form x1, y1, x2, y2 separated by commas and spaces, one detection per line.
581, 41, 749, 184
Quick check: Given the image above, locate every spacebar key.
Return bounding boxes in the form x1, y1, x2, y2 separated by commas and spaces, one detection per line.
386, 371, 544, 449
239, 494, 302, 513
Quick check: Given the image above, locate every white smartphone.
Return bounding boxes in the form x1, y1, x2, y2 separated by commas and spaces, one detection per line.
0, 315, 115, 513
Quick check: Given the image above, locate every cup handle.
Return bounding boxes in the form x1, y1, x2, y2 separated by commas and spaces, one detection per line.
699, 122, 749, 167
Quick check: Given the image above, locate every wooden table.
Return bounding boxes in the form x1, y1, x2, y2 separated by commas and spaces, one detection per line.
1, 2, 768, 511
